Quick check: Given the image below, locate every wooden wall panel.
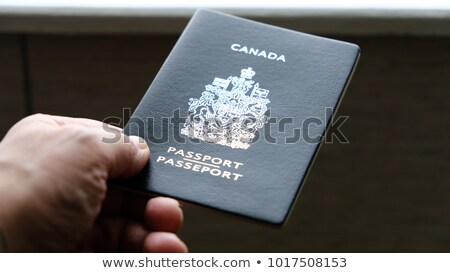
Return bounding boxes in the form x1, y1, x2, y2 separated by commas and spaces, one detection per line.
0, 35, 26, 138
28, 34, 450, 252
28, 35, 176, 125
183, 36, 450, 252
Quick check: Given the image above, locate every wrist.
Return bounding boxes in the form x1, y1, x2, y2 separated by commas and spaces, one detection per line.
0, 169, 13, 252
0, 156, 29, 252
0, 160, 10, 252
0, 228, 7, 252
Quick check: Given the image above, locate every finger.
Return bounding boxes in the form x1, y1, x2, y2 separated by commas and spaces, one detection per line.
120, 221, 149, 252
125, 194, 150, 222
91, 217, 126, 252
143, 232, 188, 253
46, 114, 146, 178
90, 217, 148, 252
103, 190, 153, 223
32, 114, 147, 179
145, 197, 183, 233
95, 130, 150, 179
100, 187, 125, 216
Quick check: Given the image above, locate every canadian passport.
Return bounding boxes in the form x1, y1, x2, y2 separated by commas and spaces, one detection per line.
113, 9, 360, 226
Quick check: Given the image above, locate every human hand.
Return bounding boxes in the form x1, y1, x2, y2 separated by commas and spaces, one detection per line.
0, 114, 187, 252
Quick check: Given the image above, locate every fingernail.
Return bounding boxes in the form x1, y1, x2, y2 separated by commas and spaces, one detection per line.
129, 135, 149, 151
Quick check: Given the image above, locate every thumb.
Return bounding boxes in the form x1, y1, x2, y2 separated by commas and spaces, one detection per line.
98, 131, 150, 179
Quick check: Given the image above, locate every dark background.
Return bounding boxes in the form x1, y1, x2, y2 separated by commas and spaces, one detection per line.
1, 28, 449, 251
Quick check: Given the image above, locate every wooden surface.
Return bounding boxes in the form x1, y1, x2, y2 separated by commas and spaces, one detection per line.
0, 34, 449, 251
0, 35, 26, 138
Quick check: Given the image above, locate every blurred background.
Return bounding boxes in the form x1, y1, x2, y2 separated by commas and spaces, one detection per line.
0, 0, 449, 252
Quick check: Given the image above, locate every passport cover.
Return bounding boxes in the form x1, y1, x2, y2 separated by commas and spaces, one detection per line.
112, 9, 360, 226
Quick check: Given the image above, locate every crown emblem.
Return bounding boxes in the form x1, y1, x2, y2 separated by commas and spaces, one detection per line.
180, 67, 271, 149
240, 67, 256, 79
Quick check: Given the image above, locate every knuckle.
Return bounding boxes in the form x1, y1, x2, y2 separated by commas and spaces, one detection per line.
76, 129, 100, 148
22, 113, 49, 124
72, 129, 108, 164
83, 165, 108, 198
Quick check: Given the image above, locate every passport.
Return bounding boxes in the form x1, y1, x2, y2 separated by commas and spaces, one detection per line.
112, 9, 360, 226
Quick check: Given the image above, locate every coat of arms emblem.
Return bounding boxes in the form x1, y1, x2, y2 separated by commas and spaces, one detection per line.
181, 67, 271, 149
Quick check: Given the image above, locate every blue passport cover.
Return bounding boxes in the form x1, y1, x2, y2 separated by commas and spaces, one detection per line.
113, 9, 360, 226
